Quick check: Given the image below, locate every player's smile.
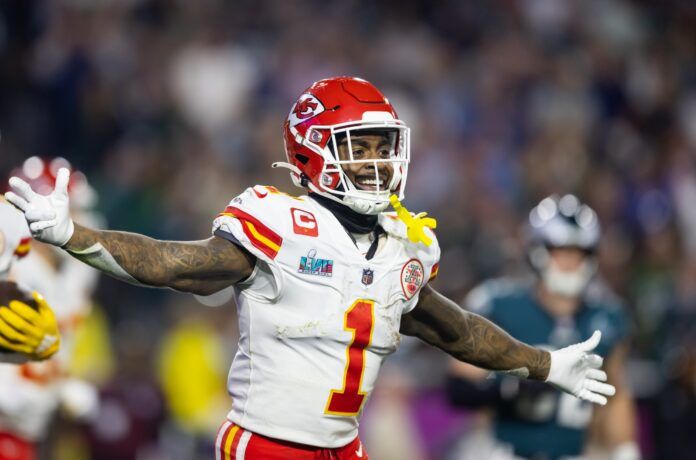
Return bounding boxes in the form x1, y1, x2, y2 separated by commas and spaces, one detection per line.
337, 133, 394, 192
353, 173, 388, 191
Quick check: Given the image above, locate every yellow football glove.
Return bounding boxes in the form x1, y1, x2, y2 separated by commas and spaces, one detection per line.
389, 195, 437, 247
0, 292, 60, 360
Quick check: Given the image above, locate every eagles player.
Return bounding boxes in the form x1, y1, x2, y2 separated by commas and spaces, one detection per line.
448, 195, 639, 460
6, 77, 615, 460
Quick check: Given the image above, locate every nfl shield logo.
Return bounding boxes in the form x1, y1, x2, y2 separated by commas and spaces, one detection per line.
361, 269, 374, 286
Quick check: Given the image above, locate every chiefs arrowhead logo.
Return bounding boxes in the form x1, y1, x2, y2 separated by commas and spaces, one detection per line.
293, 99, 318, 119
288, 94, 325, 127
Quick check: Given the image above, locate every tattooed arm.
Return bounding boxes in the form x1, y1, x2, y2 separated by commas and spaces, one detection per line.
63, 223, 256, 295
400, 284, 551, 380
5, 168, 254, 295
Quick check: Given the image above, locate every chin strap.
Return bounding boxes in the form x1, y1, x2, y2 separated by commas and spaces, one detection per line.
272, 161, 304, 180
389, 195, 437, 247
272, 161, 337, 199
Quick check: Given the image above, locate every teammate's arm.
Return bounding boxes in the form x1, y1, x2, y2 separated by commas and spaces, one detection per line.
401, 285, 616, 405
63, 224, 255, 295
401, 285, 551, 379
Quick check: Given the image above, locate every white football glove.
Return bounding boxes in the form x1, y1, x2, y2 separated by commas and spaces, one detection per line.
4, 167, 75, 247
545, 330, 616, 405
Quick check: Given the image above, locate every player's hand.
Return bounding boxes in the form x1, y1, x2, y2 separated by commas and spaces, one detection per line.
545, 330, 616, 405
0, 292, 61, 360
4, 167, 74, 247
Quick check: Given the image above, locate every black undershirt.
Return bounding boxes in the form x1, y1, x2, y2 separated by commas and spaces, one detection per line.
309, 192, 382, 260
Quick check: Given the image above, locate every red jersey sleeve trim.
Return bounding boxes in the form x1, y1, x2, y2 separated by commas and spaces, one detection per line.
218, 207, 283, 260
428, 262, 439, 281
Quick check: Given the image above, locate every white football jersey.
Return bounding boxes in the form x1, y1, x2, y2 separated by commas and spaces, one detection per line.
212, 185, 440, 448
0, 252, 98, 440
0, 201, 31, 281
0, 202, 98, 439
0, 201, 32, 365
0, 203, 58, 439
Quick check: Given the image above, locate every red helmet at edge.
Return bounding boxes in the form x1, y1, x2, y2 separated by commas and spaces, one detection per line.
7, 156, 96, 210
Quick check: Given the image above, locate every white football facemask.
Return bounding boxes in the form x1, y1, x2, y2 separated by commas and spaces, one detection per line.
320, 123, 409, 214
277, 116, 411, 215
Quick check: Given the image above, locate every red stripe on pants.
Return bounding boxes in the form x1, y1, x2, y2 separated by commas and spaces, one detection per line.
222, 426, 368, 460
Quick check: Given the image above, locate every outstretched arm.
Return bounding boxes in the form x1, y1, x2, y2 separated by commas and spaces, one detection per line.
401, 285, 550, 379
5, 168, 255, 295
401, 285, 616, 405
64, 224, 255, 295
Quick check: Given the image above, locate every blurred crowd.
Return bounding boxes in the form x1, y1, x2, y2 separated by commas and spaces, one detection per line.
0, 0, 694, 459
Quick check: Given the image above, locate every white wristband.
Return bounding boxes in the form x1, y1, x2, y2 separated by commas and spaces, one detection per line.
57, 219, 75, 247
67, 242, 142, 285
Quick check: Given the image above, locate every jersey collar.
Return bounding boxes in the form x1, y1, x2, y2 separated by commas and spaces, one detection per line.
308, 192, 379, 234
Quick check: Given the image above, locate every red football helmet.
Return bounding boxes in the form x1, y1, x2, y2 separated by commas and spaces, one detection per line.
8, 156, 96, 210
276, 76, 410, 214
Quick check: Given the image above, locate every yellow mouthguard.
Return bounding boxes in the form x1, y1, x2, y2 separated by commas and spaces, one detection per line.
389, 195, 437, 247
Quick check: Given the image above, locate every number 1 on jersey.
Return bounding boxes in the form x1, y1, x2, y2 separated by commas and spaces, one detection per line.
325, 299, 375, 416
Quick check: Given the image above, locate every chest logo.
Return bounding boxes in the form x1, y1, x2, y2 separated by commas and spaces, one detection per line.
361, 269, 374, 286
401, 259, 424, 299
298, 249, 333, 277
291, 208, 319, 237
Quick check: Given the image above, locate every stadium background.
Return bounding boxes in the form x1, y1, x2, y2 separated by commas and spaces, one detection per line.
0, 0, 694, 459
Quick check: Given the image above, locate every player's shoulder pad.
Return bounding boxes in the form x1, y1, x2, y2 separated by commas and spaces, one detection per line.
212, 185, 308, 261
379, 211, 440, 283
465, 277, 531, 316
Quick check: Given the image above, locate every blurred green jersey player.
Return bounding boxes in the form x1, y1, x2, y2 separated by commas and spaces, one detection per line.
447, 195, 641, 460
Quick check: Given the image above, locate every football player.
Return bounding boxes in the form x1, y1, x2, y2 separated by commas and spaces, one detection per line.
0, 160, 99, 460
6, 77, 616, 460
0, 200, 60, 364
447, 195, 639, 460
